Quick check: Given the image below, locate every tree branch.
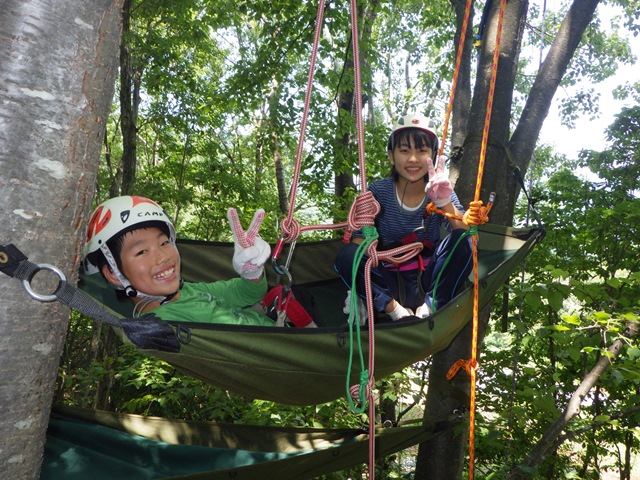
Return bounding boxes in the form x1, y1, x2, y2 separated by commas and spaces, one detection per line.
510, 0, 600, 194
509, 321, 639, 479
550, 403, 640, 451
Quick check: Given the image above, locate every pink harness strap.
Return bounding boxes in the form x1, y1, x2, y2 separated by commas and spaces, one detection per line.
383, 255, 431, 272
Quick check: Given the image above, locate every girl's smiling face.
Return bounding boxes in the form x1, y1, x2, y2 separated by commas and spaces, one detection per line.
388, 135, 433, 184
107, 227, 181, 298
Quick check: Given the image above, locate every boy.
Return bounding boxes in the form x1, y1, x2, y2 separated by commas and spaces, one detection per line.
83, 195, 276, 325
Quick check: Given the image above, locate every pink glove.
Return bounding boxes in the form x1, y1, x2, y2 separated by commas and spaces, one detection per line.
227, 208, 271, 280
425, 155, 453, 207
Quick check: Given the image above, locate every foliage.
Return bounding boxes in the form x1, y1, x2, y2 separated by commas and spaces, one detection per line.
469, 105, 640, 477
56, 0, 640, 478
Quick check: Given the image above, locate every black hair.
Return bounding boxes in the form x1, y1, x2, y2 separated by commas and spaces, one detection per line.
388, 128, 438, 181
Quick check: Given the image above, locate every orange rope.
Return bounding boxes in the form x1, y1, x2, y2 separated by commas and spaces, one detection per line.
443, 0, 508, 478
426, 199, 493, 227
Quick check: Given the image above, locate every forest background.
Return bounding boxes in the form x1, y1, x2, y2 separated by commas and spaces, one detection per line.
1, 0, 639, 479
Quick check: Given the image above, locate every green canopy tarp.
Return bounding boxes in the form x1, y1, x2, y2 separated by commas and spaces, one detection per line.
79, 224, 544, 406
43, 405, 458, 480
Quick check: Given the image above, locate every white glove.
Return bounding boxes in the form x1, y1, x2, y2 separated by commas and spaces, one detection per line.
227, 208, 271, 280
425, 155, 454, 207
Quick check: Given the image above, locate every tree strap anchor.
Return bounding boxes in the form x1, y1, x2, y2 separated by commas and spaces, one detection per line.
22, 264, 66, 303
0, 243, 65, 302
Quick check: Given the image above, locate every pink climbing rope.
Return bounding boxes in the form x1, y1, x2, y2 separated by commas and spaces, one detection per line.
276, 0, 428, 477
279, 0, 326, 243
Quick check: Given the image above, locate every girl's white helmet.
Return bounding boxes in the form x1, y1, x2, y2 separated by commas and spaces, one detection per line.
83, 195, 176, 275
387, 113, 439, 157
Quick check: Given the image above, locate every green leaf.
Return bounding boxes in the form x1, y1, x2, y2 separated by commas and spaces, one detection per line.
606, 277, 622, 288
550, 268, 570, 279
627, 347, 640, 359
562, 314, 581, 325
593, 311, 612, 321
525, 291, 543, 310
547, 290, 565, 312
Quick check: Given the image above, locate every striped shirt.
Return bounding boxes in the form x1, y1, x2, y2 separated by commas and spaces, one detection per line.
363, 177, 464, 247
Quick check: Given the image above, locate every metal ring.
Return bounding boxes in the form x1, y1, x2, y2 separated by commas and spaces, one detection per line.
176, 324, 192, 345
272, 259, 293, 292
0, 252, 8, 264
22, 264, 66, 302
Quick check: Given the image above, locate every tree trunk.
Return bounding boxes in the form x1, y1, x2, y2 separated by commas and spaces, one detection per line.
119, 0, 140, 196
508, 0, 600, 218
90, 323, 120, 411
447, 0, 474, 185
335, 69, 357, 203
415, 306, 491, 479
416, 0, 602, 477
455, 0, 528, 219
268, 78, 290, 215
0, 1, 121, 478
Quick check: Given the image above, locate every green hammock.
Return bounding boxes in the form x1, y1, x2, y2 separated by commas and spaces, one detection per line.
78, 224, 544, 406
43, 405, 458, 480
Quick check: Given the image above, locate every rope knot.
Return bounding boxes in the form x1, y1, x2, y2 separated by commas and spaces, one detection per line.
463, 200, 490, 227
426, 201, 440, 216
348, 192, 381, 232
446, 358, 479, 380
349, 372, 372, 400
280, 217, 301, 242
347, 371, 373, 414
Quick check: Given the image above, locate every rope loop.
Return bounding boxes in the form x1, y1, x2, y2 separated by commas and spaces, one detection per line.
425, 201, 464, 223
376, 243, 423, 267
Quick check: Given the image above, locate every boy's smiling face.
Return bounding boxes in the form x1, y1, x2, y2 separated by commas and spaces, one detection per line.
104, 226, 181, 298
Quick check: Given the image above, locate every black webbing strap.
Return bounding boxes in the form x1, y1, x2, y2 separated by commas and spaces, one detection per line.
0, 243, 180, 353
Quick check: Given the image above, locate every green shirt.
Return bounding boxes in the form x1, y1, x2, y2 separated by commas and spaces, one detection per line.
151, 276, 274, 326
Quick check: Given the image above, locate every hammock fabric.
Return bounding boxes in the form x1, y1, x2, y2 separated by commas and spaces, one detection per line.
43, 405, 457, 480
78, 223, 544, 406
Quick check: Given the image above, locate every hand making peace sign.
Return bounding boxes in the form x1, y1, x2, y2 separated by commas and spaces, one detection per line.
227, 208, 271, 280
425, 155, 454, 207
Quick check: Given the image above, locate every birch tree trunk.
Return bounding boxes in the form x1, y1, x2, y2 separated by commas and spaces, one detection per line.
0, 1, 122, 478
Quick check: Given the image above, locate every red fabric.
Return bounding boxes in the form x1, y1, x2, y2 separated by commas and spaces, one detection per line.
262, 285, 314, 328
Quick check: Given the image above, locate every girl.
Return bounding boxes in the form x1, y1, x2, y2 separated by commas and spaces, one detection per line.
335, 113, 472, 321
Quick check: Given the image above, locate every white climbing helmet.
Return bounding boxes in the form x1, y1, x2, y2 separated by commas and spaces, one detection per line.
387, 113, 439, 157
83, 196, 176, 285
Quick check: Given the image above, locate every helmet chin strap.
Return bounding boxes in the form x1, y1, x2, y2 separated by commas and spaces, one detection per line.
100, 244, 181, 305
